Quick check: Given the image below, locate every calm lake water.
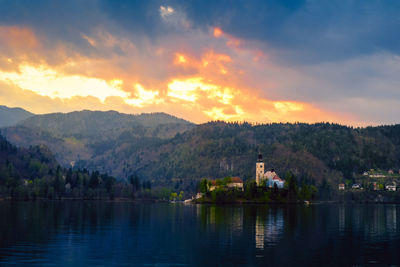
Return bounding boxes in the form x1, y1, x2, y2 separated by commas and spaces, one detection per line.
0, 202, 400, 266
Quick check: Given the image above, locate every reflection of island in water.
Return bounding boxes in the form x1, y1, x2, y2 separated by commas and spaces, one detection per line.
1, 202, 400, 266
255, 209, 284, 249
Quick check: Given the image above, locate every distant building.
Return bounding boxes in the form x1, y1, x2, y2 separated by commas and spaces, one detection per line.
268, 175, 285, 188
227, 177, 244, 191
255, 154, 285, 188
256, 154, 265, 185
388, 169, 394, 175
338, 184, 345, 190
386, 184, 396, 191
352, 184, 361, 189
209, 177, 244, 191
370, 174, 386, 178
373, 182, 379, 191
209, 180, 217, 191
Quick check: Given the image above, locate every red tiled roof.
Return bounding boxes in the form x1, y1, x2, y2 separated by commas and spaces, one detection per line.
272, 175, 283, 182
230, 177, 243, 183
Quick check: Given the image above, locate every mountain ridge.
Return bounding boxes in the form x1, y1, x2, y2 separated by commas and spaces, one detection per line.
0, 105, 34, 128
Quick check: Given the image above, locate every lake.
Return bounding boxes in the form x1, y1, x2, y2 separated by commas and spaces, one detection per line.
0, 202, 399, 266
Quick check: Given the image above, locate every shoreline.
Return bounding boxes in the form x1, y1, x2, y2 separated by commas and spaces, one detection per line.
2, 197, 400, 205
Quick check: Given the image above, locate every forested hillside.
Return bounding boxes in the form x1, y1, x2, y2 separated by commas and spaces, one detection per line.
0, 134, 119, 199
75, 121, 400, 189
3, 110, 400, 195
2, 110, 195, 171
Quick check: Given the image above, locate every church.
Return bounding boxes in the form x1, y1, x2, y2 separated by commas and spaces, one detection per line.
256, 154, 285, 188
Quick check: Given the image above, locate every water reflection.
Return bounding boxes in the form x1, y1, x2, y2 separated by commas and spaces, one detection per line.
338, 205, 399, 240
0, 202, 400, 266
255, 208, 284, 250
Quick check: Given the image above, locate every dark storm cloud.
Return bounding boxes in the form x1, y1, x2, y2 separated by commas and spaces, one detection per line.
1, 0, 400, 64
175, 0, 400, 63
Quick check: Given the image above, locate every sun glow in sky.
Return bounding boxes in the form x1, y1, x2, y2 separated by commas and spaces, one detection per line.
1, 1, 399, 125
0, 24, 354, 124
0, 64, 129, 101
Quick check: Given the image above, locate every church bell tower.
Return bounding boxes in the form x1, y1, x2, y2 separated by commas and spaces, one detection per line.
256, 153, 264, 186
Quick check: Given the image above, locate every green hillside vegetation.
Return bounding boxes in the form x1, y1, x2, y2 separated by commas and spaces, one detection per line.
2, 110, 195, 176
0, 105, 33, 128
3, 110, 400, 200
0, 134, 157, 200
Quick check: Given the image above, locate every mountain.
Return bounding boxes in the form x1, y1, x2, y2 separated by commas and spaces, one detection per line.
3, 109, 400, 196
0, 105, 33, 127
2, 110, 195, 175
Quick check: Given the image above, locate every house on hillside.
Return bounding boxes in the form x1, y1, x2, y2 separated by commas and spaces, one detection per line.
386, 184, 396, 191
338, 184, 345, 190
352, 184, 361, 189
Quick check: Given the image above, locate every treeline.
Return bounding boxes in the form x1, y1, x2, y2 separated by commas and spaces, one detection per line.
197, 172, 318, 203
0, 134, 159, 200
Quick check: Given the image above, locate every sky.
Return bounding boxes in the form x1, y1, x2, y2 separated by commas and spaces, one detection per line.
1, 0, 400, 125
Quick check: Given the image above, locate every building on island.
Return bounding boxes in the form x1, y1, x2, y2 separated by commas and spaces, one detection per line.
209, 180, 217, 192
209, 177, 244, 191
256, 154, 265, 185
227, 177, 244, 191
255, 153, 285, 188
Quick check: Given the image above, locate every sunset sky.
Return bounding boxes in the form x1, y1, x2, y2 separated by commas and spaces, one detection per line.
1, 0, 400, 125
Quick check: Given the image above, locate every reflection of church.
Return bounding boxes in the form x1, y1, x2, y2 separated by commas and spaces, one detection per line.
255, 209, 284, 250
256, 154, 285, 188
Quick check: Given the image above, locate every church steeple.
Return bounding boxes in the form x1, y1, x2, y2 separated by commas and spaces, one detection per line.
256, 153, 264, 186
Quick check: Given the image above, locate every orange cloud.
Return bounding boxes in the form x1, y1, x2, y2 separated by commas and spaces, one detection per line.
213, 27, 223, 38
163, 76, 348, 124
0, 26, 38, 49
0, 25, 360, 126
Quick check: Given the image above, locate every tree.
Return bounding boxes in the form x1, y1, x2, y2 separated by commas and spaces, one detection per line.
285, 171, 298, 202
199, 178, 209, 193
142, 180, 151, 190
66, 168, 73, 185
129, 173, 140, 192
89, 171, 99, 189
170, 192, 178, 201
244, 180, 257, 199
54, 166, 65, 197
272, 183, 279, 200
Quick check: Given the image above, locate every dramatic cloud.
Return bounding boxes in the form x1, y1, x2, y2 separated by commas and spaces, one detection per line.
0, 0, 399, 125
